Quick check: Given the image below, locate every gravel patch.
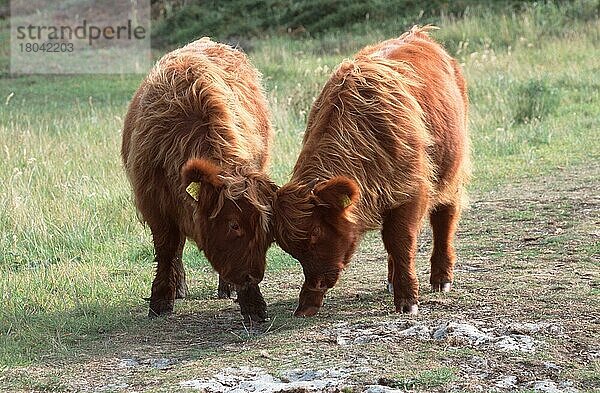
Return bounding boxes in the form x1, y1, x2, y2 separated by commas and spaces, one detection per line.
179, 366, 368, 392
326, 320, 559, 353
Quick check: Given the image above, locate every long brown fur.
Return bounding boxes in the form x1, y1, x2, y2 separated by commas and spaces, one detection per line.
274, 26, 470, 316
122, 38, 276, 321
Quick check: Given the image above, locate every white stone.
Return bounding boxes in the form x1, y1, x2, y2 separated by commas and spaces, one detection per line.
494, 335, 535, 352
433, 322, 493, 344
149, 358, 172, 369
531, 380, 579, 393
532, 380, 562, 393
495, 375, 518, 389
337, 336, 349, 345
118, 358, 139, 368
399, 324, 431, 340
363, 385, 403, 393
180, 367, 355, 392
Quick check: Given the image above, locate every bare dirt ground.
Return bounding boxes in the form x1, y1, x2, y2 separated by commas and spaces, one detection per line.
3, 163, 599, 392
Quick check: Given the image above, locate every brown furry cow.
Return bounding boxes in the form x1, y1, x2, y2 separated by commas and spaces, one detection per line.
122, 38, 277, 321
273, 26, 470, 317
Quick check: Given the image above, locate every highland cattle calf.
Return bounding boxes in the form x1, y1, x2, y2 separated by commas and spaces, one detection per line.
122, 38, 277, 322
273, 26, 470, 316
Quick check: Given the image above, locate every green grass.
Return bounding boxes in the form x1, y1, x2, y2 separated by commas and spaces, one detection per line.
394, 367, 457, 389
576, 361, 600, 386
0, 0, 599, 373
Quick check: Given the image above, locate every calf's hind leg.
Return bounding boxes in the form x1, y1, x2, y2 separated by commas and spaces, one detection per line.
381, 190, 428, 314
429, 203, 460, 292
148, 219, 186, 317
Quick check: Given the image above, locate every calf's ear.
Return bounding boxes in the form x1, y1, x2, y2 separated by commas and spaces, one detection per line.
313, 176, 359, 214
181, 158, 224, 201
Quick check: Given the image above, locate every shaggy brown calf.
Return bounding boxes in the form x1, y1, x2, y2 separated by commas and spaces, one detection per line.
122, 38, 277, 321
273, 26, 470, 317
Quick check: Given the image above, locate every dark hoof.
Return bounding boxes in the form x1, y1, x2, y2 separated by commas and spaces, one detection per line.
395, 301, 419, 315
294, 305, 320, 318
237, 283, 268, 323
148, 299, 174, 318
431, 282, 452, 292
217, 288, 231, 299
217, 276, 234, 299
217, 283, 234, 299
243, 312, 269, 325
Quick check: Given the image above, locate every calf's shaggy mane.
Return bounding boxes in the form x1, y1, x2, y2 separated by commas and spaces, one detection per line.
123, 38, 274, 231
275, 26, 466, 247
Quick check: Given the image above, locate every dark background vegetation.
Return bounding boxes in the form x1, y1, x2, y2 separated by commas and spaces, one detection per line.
150, 0, 598, 47
1, 0, 597, 51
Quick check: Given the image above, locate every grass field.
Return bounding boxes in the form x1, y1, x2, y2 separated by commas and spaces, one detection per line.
1, 1, 599, 391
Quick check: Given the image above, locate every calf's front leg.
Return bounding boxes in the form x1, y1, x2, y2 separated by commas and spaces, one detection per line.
382, 190, 428, 314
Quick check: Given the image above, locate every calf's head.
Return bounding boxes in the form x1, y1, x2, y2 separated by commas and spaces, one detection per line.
182, 158, 277, 290
273, 176, 360, 317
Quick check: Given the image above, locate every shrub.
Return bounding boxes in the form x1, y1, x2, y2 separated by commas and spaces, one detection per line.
513, 79, 560, 124
150, 0, 570, 47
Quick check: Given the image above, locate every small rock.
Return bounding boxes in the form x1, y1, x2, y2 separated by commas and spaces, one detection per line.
353, 335, 374, 344
530, 380, 579, 393
433, 322, 492, 344
432, 323, 449, 340
283, 369, 320, 382
495, 376, 518, 389
327, 369, 345, 378
364, 385, 403, 393
495, 335, 535, 352
532, 380, 562, 393
399, 324, 430, 340
118, 358, 139, 368
149, 358, 173, 369
543, 361, 561, 371
558, 381, 578, 392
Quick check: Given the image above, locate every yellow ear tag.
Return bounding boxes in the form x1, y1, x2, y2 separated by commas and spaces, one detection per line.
186, 182, 201, 201
340, 195, 352, 209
